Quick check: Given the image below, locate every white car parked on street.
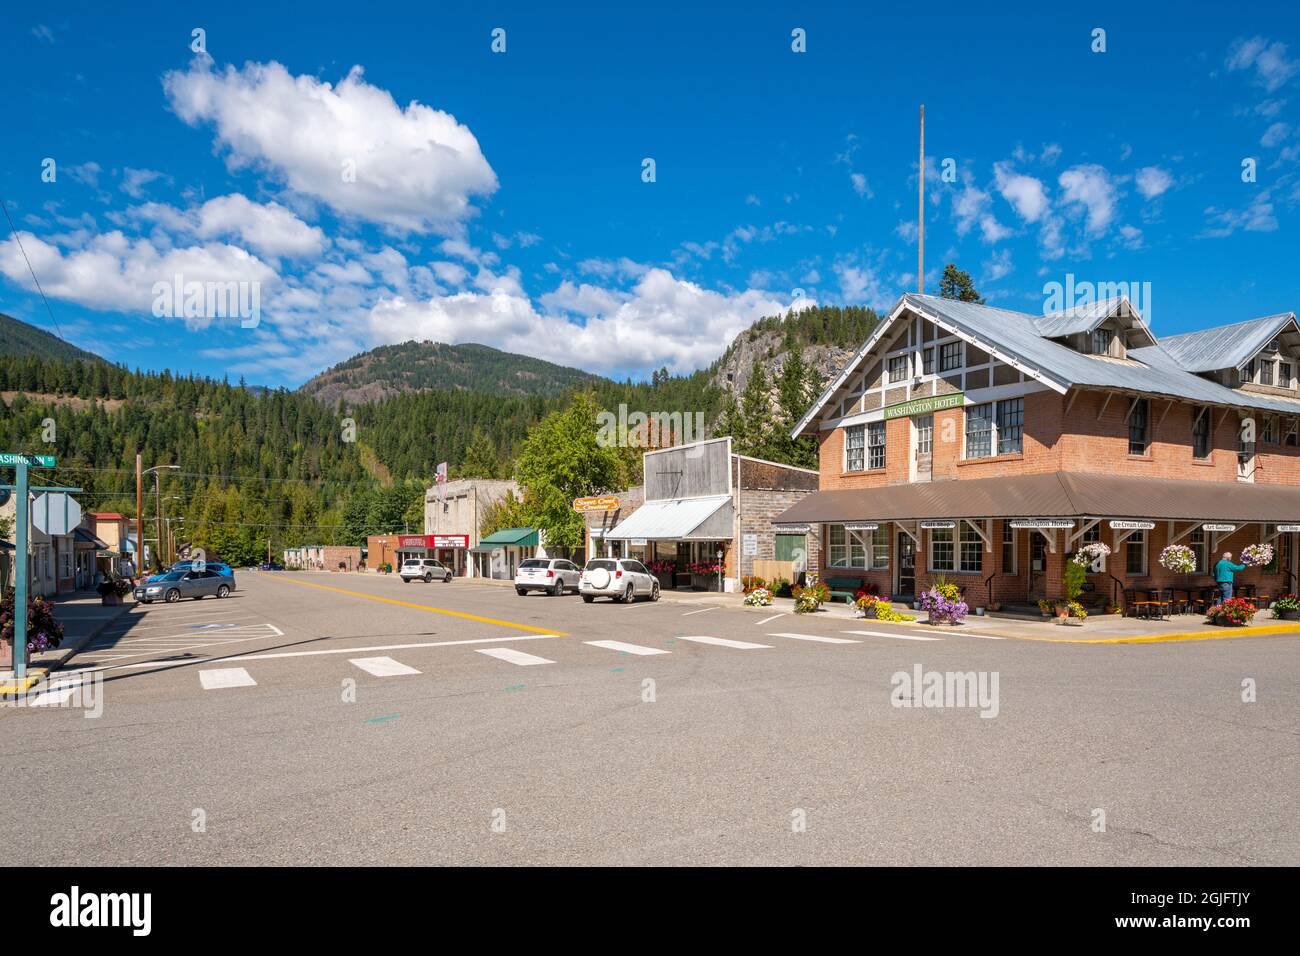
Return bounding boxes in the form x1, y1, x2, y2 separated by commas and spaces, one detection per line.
579, 558, 660, 603
514, 558, 581, 596
399, 558, 452, 583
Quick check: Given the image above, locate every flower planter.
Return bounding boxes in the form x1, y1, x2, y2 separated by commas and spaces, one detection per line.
101, 592, 123, 607
1278, 609, 1300, 621
0, 638, 10, 668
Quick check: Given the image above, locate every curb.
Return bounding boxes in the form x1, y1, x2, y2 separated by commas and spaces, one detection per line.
0, 601, 134, 697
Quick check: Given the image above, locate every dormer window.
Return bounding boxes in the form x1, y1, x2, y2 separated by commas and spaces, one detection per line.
1091, 328, 1115, 355
1240, 359, 1256, 383
1261, 360, 1275, 386
1282, 362, 1293, 388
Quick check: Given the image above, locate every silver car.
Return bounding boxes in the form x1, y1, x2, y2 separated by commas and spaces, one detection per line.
399, 558, 452, 583
134, 569, 234, 604
515, 558, 581, 596
579, 558, 660, 603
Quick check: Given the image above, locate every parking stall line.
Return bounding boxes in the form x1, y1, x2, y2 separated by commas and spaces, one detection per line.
681, 607, 718, 617
349, 657, 422, 677
584, 640, 671, 656
675, 635, 771, 650
198, 668, 258, 689
767, 632, 861, 644
843, 630, 943, 642
755, 614, 785, 626
475, 647, 555, 666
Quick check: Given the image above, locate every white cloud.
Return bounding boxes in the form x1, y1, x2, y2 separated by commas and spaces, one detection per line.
120, 167, 168, 199
993, 163, 1049, 222
0, 230, 276, 322
1201, 195, 1279, 237
1261, 121, 1291, 148
32, 24, 55, 43
850, 172, 872, 198
982, 248, 1013, 282
1134, 166, 1174, 199
1226, 36, 1299, 92
162, 57, 497, 234
194, 195, 327, 259
368, 268, 790, 376
834, 260, 892, 310
1057, 164, 1118, 235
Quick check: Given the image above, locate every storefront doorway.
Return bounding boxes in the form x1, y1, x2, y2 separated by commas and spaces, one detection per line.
1027, 532, 1048, 600
896, 532, 916, 597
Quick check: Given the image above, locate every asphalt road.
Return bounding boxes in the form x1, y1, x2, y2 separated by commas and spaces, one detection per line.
1, 570, 1296, 865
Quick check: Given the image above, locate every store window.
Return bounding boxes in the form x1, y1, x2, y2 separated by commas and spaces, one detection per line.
959, 523, 983, 573
1125, 530, 1147, 575
871, 526, 890, 570
1189, 528, 1207, 574
930, 528, 954, 572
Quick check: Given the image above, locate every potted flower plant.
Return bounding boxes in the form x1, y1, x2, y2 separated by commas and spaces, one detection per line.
919, 585, 967, 626
1271, 593, 1300, 620
1205, 596, 1256, 626
0, 594, 65, 666
743, 587, 773, 607
791, 581, 830, 614
96, 575, 132, 606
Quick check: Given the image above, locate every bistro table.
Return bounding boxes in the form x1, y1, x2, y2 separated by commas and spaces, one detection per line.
1173, 585, 1217, 614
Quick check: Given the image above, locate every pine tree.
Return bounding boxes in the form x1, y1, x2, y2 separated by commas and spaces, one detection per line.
938, 264, 985, 303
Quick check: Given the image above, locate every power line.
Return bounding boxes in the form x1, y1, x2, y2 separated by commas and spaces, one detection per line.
0, 197, 66, 343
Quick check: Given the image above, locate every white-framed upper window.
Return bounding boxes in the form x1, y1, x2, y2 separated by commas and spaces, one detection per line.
887, 355, 909, 383
867, 421, 886, 469
1240, 359, 1256, 383
939, 341, 963, 372
1092, 328, 1115, 355
1261, 360, 1275, 386
922, 347, 935, 375
1281, 362, 1293, 388
845, 424, 865, 472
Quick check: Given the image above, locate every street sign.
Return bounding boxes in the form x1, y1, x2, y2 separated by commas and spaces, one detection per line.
0, 453, 56, 468
31, 492, 82, 537
573, 495, 620, 513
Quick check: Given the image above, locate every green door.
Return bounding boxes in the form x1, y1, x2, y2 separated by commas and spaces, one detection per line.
775, 534, 803, 562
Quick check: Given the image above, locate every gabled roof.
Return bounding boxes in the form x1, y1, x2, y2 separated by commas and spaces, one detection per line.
792, 294, 1300, 439
1032, 295, 1131, 337
1158, 312, 1299, 373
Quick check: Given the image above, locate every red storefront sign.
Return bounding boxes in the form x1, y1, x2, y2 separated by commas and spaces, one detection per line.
397, 534, 469, 549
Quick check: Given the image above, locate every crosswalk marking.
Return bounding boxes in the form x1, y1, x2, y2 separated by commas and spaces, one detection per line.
584, 640, 670, 656
675, 635, 771, 649
349, 656, 422, 677
767, 632, 861, 644
843, 629, 943, 642
198, 667, 258, 689
28, 677, 86, 707
476, 647, 555, 666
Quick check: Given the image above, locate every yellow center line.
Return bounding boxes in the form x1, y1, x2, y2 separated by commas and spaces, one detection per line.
254, 573, 567, 636
992, 622, 1300, 645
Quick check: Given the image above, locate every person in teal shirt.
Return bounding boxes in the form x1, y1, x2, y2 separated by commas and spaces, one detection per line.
1215, 552, 1247, 602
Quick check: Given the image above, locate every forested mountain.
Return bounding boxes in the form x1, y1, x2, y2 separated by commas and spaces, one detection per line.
0, 312, 103, 364
298, 340, 603, 405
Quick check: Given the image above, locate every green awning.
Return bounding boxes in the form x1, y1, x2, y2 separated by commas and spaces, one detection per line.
476, 527, 539, 547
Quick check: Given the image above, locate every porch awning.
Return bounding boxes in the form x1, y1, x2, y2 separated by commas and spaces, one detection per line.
774, 471, 1300, 525
470, 527, 540, 553
74, 528, 110, 550
602, 495, 732, 540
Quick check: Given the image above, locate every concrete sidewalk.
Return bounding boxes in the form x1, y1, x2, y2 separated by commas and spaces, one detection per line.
0, 590, 133, 694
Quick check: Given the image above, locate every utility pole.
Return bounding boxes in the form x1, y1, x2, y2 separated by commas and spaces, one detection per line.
135, 454, 142, 578
918, 104, 925, 295
154, 472, 163, 572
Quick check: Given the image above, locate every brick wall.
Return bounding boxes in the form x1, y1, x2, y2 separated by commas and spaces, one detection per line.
735, 487, 823, 581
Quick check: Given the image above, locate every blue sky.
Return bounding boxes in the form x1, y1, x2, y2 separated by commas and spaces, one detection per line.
2, 1, 1298, 388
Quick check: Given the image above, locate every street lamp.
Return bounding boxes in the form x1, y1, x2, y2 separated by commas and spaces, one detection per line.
716, 548, 723, 593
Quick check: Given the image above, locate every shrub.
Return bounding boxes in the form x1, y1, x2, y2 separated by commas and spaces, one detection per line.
1063, 560, 1087, 603
770, 577, 792, 598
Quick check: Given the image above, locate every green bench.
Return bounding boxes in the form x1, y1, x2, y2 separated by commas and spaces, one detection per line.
824, 576, 863, 604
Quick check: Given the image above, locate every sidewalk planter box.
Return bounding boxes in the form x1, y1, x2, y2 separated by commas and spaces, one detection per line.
1277, 609, 1300, 621
100, 593, 122, 607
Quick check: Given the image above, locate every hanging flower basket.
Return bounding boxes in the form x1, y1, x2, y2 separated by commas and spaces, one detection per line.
1241, 543, 1274, 567
1159, 544, 1197, 574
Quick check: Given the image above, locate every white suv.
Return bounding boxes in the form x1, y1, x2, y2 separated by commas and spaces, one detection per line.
515, 558, 581, 596
579, 558, 659, 603
399, 558, 452, 583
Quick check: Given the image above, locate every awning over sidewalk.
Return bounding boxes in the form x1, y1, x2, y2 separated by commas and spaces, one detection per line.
602, 495, 732, 540
73, 528, 110, 550
774, 471, 1300, 524
470, 527, 540, 553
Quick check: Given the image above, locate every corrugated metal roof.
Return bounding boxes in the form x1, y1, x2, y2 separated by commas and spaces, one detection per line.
908, 294, 1300, 415
1157, 312, 1298, 373
1031, 295, 1128, 337
478, 527, 539, 546
775, 471, 1300, 524
603, 495, 731, 540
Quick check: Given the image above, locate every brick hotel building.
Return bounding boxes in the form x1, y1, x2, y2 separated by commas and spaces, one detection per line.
774, 293, 1300, 607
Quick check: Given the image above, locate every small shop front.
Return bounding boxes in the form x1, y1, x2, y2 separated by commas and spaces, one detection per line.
396, 533, 470, 576
470, 527, 539, 579
596, 495, 734, 591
